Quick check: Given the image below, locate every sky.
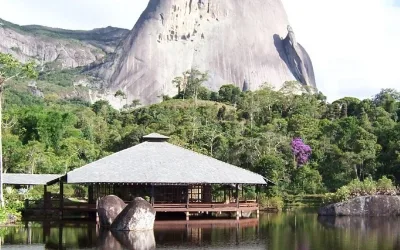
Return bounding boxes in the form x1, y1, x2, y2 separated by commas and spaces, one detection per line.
0, 0, 399, 102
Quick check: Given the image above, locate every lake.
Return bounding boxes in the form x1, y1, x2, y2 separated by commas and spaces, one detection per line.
1, 211, 400, 249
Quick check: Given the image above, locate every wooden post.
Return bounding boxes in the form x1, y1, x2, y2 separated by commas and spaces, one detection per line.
186, 185, 190, 208
223, 186, 226, 202
151, 185, 155, 206
255, 185, 259, 204
43, 185, 48, 216
59, 180, 64, 220
235, 184, 239, 220
241, 184, 244, 201
235, 184, 239, 208
88, 185, 94, 204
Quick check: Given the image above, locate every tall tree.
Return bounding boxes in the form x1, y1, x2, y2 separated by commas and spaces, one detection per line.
0, 53, 37, 206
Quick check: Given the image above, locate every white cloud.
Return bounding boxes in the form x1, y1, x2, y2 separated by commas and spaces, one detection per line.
282, 0, 400, 101
1, 0, 399, 102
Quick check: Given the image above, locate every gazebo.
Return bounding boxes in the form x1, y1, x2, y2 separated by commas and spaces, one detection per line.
51, 133, 269, 220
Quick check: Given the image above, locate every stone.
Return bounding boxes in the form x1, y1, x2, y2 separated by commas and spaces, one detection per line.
318, 195, 400, 216
111, 197, 156, 231
92, 0, 317, 106
97, 195, 127, 227
282, 25, 316, 88
0, 18, 128, 68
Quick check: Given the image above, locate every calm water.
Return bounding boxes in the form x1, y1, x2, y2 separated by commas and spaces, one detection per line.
1, 211, 400, 250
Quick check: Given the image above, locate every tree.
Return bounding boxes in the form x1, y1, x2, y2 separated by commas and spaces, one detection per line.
218, 84, 241, 105
172, 69, 208, 101
114, 90, 127, 108
0, 53, 37, 206
130, 99, 141, 108
291, 138, 312, 168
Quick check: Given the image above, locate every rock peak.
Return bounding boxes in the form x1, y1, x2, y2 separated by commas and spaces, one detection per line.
93, 0, 317, 106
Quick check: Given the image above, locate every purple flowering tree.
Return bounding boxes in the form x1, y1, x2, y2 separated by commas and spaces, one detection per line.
291, 138, 312, 168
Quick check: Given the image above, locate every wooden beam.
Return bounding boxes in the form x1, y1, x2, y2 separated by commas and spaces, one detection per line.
59, 180, 64, 220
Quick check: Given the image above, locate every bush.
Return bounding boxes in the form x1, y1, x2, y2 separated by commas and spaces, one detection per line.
259, 194, 284, 211
0, 207, 21, 225
377, 176, 397, 195
323, 176, 398, 204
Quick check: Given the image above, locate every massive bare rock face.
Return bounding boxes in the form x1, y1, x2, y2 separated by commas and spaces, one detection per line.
0, 19, 128, 69
95, 0, 317, 105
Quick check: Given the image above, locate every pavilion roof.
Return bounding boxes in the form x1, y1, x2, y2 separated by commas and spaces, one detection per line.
3, 174, 62, 185
66, 133, 267, 185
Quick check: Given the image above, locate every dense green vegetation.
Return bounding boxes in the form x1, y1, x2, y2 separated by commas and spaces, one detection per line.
323, 176, 397, 204
4, 80, 400, 193
2, 53, 400, 212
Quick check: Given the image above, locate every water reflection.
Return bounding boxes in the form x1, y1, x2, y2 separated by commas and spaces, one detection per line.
2, 213, 400, 249
111, 230, 156, 250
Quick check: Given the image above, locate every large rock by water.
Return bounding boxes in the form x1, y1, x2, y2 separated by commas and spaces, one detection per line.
318, 195, 400, 216
111, 197, 156, 231
93, 0, 316, 106
97, 195, 127, 227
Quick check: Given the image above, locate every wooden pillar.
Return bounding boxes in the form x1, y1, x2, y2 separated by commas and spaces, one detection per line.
151, 185, 155, 206
88, 184, 94, 204
235, 184, 239, 220
43, 185, 48, 215
235, 184, 239, 208
223, 186, 226, 202
186, 185, 190, 208
241, 185, 244, 201
59, 180, 64, 220
255, 185, 259, 204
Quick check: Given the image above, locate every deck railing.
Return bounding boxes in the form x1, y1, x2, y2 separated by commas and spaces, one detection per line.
24, 200, 258, 213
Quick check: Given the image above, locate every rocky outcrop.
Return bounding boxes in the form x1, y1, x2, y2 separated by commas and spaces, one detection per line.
282, 25, 316, 88
0, 18, 128, 69
93, 0, 317, 105
318, 195, 400, 216
111, 197, 156, 231
97, 195, 127, 227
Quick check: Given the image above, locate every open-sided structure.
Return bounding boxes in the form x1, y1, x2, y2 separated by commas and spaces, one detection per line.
52, 133, 268, 220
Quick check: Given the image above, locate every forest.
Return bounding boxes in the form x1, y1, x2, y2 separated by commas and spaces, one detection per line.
1, 55, 400, 202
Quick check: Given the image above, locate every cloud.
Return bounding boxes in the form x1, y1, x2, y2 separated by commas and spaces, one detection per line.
282, 0, 400, 102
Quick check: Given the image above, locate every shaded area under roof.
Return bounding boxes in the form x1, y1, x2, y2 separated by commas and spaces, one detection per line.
66, 134, 267, 185
3, 174, 62, 185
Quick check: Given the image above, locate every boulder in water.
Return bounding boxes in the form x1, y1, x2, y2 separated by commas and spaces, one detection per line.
97, 195, 127, 227
111, 197, 156, 231
318, 195, 400, 216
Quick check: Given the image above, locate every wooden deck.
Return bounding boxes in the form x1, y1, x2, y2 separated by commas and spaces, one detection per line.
24, 200, 259, 220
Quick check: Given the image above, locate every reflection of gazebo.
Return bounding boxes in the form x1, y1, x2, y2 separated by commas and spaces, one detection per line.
52, 133, 269, 220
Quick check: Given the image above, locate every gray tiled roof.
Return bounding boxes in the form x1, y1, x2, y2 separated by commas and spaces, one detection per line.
66, 139, 266, 185
142, 133, 170, 139
3, 174, 62, 185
